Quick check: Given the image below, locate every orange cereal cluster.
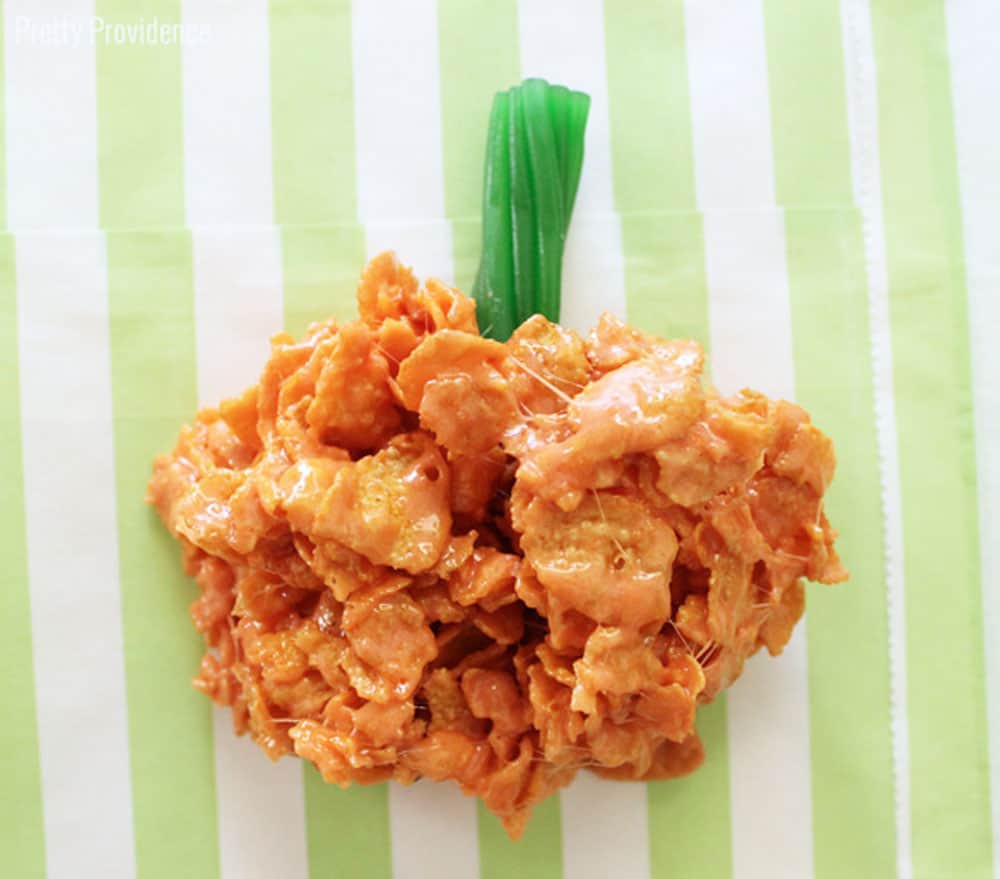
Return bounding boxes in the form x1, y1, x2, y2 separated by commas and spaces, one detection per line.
148, 253, 846, 838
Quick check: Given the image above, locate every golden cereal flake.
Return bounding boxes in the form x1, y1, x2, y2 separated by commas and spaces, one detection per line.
149, 252, 846, 839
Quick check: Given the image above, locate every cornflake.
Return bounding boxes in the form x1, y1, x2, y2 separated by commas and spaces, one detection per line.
149, 253, 846, 839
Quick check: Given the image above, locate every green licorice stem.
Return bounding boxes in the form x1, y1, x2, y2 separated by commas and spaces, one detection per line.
561, 92, 589, 227
522, 79, 565, 323
475, 91, 516, 340
507, 88, 538, 330
472, 79, 590, 339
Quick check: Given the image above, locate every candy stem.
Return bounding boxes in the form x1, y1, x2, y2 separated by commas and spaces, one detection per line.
472, 78, 590, 339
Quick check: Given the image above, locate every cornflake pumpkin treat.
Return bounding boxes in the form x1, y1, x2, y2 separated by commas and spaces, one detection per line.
148, 252, 847, 839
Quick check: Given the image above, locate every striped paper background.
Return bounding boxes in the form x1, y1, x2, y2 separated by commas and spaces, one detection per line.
1, 1, 996, 877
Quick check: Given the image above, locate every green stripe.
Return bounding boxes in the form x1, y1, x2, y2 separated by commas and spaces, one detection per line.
269, 4, 392, 875
98, 5, 220, 874
281, 226, 392, 878
449, 219, 482, 295
96, 1, 185, 227
270, 0, 358, 225
0, 238, 46, 878
620, 214, 708, 347
605, 0, 710, 348
284, 229, 390, 877
269, 0, 365, 338
786, 208, 898, 876
437, 0, 520, 296
870, 4, 994, 877
647, 701, 732, 878
436, 5, 569, 873
763, 1, 852, 209
604, 5, 733, 877
605, 0, 697, 214
478, 798, 563, 879
303, 766, 391, 879
762, 5, 898, 877
280, 225, 366, 338
106, 230, 220, 878
438, 0, 520, 223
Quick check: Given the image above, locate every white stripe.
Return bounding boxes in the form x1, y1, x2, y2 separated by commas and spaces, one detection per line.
388, 781, 480, 879
840, 2, 913, 876
946, 1, 1000, 871
703, 213, 795, 401
4, 1, 98, 228
517, 8, 645, 873
352, 5, 478, 874
364, 220, 455, 288
686, 5, 813, 874
211, 710, 310, 879
516, 0, 628, 330
351, 0, 446, 222
517, 0, 616, 216
560, 213, 627, 332
191, 228, 310, 879
685, 0, 776, 210
703, 211, 814, 879
16, 232, 135, 879
181, 0, 274, 226
556, 214, 642, 878
560, 773, 650, 879
193, 227, 286, 407
368, 212, 471, 879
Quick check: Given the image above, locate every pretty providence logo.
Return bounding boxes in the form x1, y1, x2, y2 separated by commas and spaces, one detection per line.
14, 14, 211, 48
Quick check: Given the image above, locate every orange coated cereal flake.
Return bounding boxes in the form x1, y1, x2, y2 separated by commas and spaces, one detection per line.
148, 253, 846, 838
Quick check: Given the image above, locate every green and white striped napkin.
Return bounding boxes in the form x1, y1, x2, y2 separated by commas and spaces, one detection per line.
1, 2, 996, 877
